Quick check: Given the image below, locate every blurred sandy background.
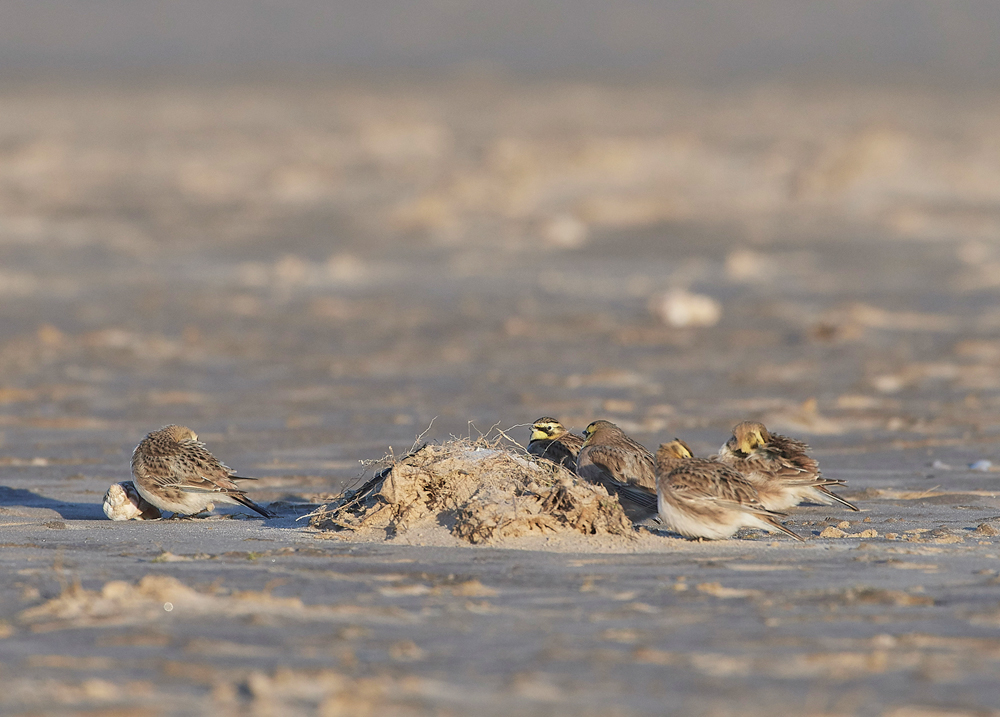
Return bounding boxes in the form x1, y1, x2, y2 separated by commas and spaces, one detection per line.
3, 1, 1000, 84
4, 6, 1000, 449
4, 4, 1000, 716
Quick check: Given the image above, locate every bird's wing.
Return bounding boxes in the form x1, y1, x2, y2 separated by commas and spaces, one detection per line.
765, 434, 822, 477
614, 483, 659, 510
742, 447, 809, 481
667, 461, 775, 515
167, 442, 243, 493
577, 446, 657, 509
583, 444, 656, 490
529, 438, 578, 467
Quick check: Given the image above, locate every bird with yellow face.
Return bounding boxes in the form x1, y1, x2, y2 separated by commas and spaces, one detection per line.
527, 417, 585, 470
718, 421, 858, 512
655, 438, 803, 541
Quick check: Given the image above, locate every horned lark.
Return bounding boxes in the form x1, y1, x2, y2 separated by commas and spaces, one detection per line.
131, 425, 276, 518
655, 438, 697, 474
527, 417, 585, 470
576, 420, 658, 511
718, 420, 858, 512
655, 439, 803, 541
103, 481, 162, 521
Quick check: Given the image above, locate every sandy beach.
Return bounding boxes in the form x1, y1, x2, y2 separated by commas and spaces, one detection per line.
1, 77, 1000, 715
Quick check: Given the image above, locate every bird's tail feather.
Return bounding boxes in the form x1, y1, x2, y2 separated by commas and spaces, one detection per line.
232, 494, 277, 519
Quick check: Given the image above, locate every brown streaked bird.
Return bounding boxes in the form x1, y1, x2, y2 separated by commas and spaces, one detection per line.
576, 420, 658, 511
655, 438, 698, 474
718, 420, 858, 512
527, 417, 585, 470
131, 425, 276, 518
655, 439, 803, 541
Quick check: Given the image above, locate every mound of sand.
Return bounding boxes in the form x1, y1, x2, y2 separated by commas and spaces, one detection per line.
309, 440, 634, 544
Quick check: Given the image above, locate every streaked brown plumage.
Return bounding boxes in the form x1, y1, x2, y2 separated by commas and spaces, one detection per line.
527, 417, 585, 470
655, 439, 803, 541
131, 425, 275, 518
718, 421, 858, 512
576, 420, 658, 511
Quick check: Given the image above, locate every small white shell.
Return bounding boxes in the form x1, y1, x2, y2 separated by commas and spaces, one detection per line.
649, 290, 721, 328
103, 481, 161, 521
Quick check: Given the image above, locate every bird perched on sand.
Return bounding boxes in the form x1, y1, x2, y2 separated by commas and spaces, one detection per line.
655, 439, 803, 541
717, 420, 858, 512
576, 420, 658, 511
131, 425, 276, 518
527, 417, 585, 470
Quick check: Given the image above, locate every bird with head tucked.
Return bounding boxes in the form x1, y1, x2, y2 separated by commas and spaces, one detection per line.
131, 425, 276, 519
718, 420, 857, 512
655, 437, 803, 541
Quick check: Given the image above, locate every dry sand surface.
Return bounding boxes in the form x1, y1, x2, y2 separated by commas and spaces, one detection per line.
2, 77, 1000, 715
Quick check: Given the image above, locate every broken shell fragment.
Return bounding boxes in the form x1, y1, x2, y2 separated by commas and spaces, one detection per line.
103, 481, 162, 521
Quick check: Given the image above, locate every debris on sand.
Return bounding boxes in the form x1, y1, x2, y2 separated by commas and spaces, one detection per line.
308, 438, 635, 544
103, 481, 162, 521
648, 289, 721, 328
19, 574, 400, 632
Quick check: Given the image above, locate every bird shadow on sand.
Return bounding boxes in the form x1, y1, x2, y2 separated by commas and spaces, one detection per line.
0, 485, 105, 520
0, 486, 320, 524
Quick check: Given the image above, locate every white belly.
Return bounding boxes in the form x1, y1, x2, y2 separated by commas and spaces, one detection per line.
656, 494, 735, 540
134, 481, 222, 516
657, 491, 782, 540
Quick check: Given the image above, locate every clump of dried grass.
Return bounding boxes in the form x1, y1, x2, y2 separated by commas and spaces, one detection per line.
308, 433, 634, 543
